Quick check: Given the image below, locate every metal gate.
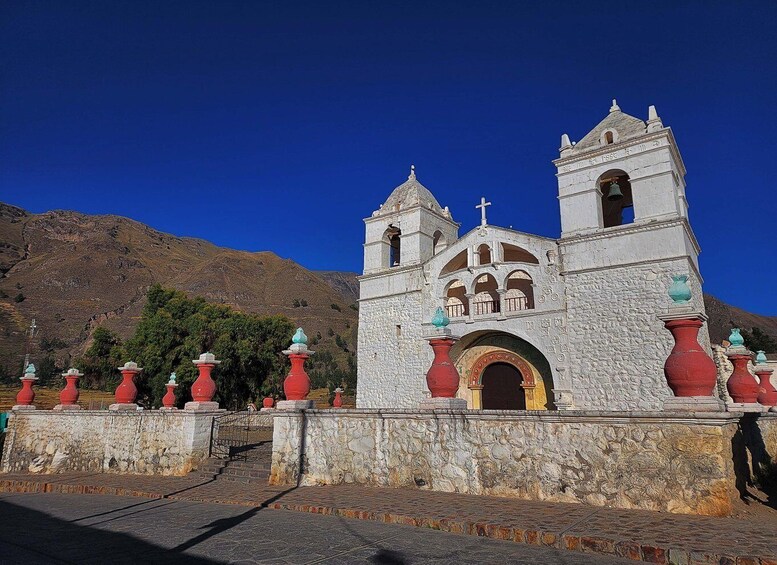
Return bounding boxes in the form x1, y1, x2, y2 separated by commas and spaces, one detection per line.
210, 411, 273, 460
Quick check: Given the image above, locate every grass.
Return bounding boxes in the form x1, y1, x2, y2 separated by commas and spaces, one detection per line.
0, 385, 115, 412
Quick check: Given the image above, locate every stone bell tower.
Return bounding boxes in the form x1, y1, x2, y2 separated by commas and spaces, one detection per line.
357, 167, 459, 408
553, 101, 710, 411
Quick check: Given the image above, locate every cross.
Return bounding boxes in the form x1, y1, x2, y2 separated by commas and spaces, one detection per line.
475, 197, 491, 226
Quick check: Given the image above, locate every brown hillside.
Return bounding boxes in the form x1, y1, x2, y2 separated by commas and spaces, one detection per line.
703, 294, 777, 346
0, 203, 357, 371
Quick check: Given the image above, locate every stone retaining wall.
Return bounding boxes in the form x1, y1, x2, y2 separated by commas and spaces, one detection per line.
0, 410, 220, 476
270, 409, 777, 516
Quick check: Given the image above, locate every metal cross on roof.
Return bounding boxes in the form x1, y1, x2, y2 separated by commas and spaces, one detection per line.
475, 197, 491, 226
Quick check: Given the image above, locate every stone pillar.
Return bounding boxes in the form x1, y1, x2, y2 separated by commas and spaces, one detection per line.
658, 275, 724, 411
277, 328, 315, 410
724, 329, 762, 412
420, 307, 466, 410
464, 293, 475, 324
185, 353, 222, 411
110, 362, 142, 411
754, 351, 777, 408
54, 368, 83, 410
13, 364, 38, 411
470, 385, 483, 409
161, 372, 178, 411
496, 288, 507, 320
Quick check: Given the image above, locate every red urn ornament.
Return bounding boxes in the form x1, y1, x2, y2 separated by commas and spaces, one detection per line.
662, 318, 717, 396
725, 330, 760, 404
55, 368, 84, 410
333, 387, 343, 408
115, 361, 142, 404
191, 353, 220, 402
262, 396, 274, 409
162, 372, 178, 409
14, 364, 38, 409
283, 328, 312, 401
424, 307, 462, 400
754, 351, 777, 406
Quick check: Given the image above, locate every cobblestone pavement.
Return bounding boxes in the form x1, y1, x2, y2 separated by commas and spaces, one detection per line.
0, 493, 634, 564
1, 473, 776, 564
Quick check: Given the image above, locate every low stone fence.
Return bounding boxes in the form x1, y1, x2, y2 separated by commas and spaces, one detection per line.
270, 409, 777, 516
0, 410, 221, 476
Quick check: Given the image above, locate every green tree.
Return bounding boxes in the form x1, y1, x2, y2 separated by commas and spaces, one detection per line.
739, 326, 777, 354
76, 327, 125, 390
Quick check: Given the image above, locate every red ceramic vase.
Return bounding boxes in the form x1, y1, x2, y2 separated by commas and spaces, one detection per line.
60, 374, 81, 406
162, 384, 177, 408
333, 390, 343, 408
426, 337, 460, 398
726, 353, 760, 403
283, 353, 310, 400
262, 397, 274, 408
115, 369, 139, 404
663, 318, 717, 396
16, 378, 36, 406
191, 363, 216, 402
755, 368, 777, 406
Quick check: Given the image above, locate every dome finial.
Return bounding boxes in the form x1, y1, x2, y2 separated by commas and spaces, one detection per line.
609, 99, 620, 113
408, 164, 416, 180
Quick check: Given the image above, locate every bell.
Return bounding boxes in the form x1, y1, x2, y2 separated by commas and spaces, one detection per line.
606, 180, 623, 201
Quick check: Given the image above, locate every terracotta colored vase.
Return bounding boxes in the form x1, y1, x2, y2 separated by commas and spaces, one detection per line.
262, 396, 274, 408
162, 384, 177, 408
755, 368, 777, 406
333, 389, 343, 408
16, 378, 36, 406
191, 363, 216, 402
662, 318, 717, 396
115, 369, 139, 404
726, 353, 760, 403
60, 374, 81, 406
426, 337, 459, 398
283, 353, 310, 400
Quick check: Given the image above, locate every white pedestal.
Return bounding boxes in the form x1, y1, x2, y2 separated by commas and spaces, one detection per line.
11, 405, 36, 411
260, 407, 276, 412
53, 404, 83, 411
159, 407, 178, 412
109, 403, 139, 411
663, 396, 725, 412
276, 400, 314, 410
184, 401, 221, 411
419, 397, 467, 410
725, 402, 767, 413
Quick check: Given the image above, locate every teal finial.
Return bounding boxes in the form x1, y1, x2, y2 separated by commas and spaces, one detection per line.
728, 328, 744, 347
668, 274, 691, 304
24, 363, 36, 376
756, 350, 768, 365
292, 327, 308, 345
432, 306, 450, 328
168, 372, 177, 384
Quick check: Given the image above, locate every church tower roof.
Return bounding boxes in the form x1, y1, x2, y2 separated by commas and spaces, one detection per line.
564, 100, 653, 156
375, 166, 450, 219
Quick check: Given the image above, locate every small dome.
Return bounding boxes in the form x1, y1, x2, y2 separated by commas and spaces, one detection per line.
377, 167, 446, 216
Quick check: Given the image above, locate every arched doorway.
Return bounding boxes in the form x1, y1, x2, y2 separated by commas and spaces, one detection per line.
481, 362, 525, 410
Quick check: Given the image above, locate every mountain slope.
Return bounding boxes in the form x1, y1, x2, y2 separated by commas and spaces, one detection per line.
0, 203, 357, 372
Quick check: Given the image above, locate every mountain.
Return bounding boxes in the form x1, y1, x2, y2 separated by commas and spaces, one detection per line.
703, 294, 777, 347
0, 203, 358, 374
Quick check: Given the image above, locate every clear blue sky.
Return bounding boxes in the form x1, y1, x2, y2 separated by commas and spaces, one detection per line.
2, 1, 776, 314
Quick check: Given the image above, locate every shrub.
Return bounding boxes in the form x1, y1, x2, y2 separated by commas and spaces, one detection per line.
330, 303, 341, 312
13, 293, 25, 303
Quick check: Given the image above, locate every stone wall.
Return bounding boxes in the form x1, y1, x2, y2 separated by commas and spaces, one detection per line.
269, 409, 776, 517
0, 410, 219, 476
564, 258, 710, 410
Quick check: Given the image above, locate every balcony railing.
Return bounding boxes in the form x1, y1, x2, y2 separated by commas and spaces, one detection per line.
445, 303, 466, 318
505, 296, 529, 312
473, 299, 500, 316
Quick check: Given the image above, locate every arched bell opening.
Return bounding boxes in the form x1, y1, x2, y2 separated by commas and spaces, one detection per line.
383, 226, 402, 267
476, 244, 492, 265
598, 169, 634, 228
432, 230, 447, 254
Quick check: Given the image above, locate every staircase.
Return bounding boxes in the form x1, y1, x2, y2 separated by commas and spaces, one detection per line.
198, 440, 273, 484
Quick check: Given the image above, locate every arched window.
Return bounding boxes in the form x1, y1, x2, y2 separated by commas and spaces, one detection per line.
501, 243, 539, 264
505, 270, 534, 311
600, 129, 618, 146
433, 230, 447, 254
384, 226, 401, 267
440, 250, 468, 275
477, 244, 492, 265
598, 169, 634, 228
472, 273, 499, 316
444, 280, 468, 318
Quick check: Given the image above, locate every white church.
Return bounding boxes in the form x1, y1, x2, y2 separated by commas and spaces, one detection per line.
356, 101, 708, 412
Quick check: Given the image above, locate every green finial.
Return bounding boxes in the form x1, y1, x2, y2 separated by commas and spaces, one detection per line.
728, 328, 744, 347
756, 350, 767, 365
292, 327, 308, 345
668, 275, 691, 304
24, 363, 36, 376
432, 306, 450, 328
168, 372, 177, 384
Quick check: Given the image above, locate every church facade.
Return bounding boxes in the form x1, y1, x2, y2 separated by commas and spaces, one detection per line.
356, 102, 708, 411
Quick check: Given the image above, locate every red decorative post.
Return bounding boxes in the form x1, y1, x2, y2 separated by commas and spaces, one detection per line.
658, 275, 724, 411
262, 397, 275, 409
753, 351, 776, 408
277, 328, 315, 410
185, 353, 222, 411
333, 387, 343, 408
12, 364, 38, 411
420, 308, 466, 409
161, 372, 178, 410
110, 361, 142, 410
54, 368, 83, 410
724, 329, 763, 411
